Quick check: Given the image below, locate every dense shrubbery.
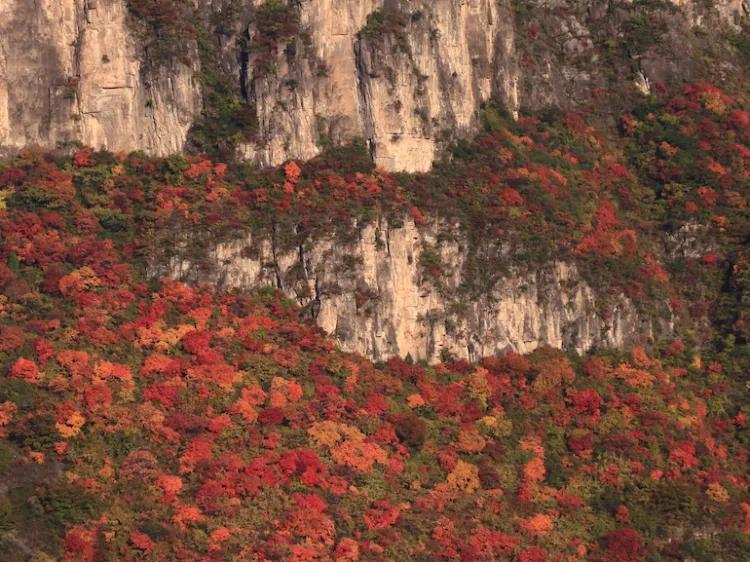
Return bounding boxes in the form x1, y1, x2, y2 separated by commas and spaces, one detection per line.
0, 83, 749, 559
358, 7, 410, 40
125, 0, 197, 64
623, 82, 750, 365
251, 0, 301, 75
187, 25, 259, 160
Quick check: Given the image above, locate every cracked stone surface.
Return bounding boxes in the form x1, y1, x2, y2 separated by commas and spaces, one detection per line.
0, 0, 745, 167
239, 0, 518, 173
159, 217, 666, 362
0, 0, 200, 156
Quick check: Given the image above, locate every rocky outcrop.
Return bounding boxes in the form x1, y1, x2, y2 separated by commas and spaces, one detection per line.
355, 1, 518, 173
0, 0, 744, 168
162, 218, 659, 362
241, 0, 518, 172
239, 0, 382, 167
238, 0, 746, 172
0, 0, 200, 156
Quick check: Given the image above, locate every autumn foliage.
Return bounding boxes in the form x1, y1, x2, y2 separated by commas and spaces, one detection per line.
0, 83, 749, 560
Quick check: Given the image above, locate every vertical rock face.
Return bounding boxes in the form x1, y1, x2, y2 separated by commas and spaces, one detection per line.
0, 0, 745, 166
355, 0, 518, 173
242, 0, 519, 172
163, 218, 659, 363
0, 0, 200, 156
239, 0, 745, 172
241, 0, 382, 167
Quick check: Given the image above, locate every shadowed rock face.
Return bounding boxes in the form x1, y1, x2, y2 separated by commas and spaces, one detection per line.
0, 0, 745, 170
0, 0, 200, 156
160, 217, 666, 362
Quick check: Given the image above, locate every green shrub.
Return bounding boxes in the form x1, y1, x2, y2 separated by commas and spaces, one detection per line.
188, 26, 259, 159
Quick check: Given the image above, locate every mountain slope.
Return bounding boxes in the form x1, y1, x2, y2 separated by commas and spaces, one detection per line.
0, 82, 749, 560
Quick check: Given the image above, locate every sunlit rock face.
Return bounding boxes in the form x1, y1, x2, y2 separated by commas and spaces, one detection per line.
162, 217, 661, 363
241, 0, 518, 173
0, 0, 744, 170
239, 0, 744, 172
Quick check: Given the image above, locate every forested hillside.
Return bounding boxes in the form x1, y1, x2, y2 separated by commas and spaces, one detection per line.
0, 81, 750, 560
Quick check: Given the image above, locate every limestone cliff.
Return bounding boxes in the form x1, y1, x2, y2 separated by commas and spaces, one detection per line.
0, 0, 200, 156
241, 0, 518, 172
0, 0, 746, 169
238, 0, 382, 167
239, 0, 746, 171
161, 217, 661, 362
0, 0, 739, 363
